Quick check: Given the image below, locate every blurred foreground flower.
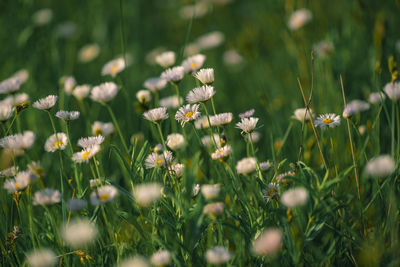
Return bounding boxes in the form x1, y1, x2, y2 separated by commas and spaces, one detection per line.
62, 219, 98, 248
288, 8, 312, 30
33, 189, 61, 205
90, 185, 118, 205
281, 187, 308, 208
205, 246, 232, 265
26, 248, 57, 267
365, 155, 395, 178
252, 229, 282, 256
133, 183, 163, 207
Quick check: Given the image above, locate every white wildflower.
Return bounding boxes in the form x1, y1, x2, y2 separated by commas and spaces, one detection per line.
133, 183, 163, 207
90, 185, 118, 205
281, 187, 308, 208
62, 219, 98, 248
33, 189, 61, 205
90, 82, 119, 103
44, 133, 68, 152
32, 95, 57, 110
175, 104, 201, 126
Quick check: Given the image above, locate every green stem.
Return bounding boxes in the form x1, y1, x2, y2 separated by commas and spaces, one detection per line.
5, 111, 17, 135
210, 97, 217, 115
249, 132, 263, 181
65, 123, 82, 194
172, 83, 181, 107
106, 104, 129, 155
200, 102, 218, 149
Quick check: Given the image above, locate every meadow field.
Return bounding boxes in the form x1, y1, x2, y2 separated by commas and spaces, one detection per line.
1, 0, 400, 266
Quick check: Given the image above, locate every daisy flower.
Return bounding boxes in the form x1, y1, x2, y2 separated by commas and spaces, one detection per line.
342, 100, 370, 118
4, 171, 34, 193
77, 136, 105, 148
0, 104, 13, 121
67, 198, 87, 211
236, 117, 259, 133
32, 8, 53, 25
144, 151, 173, 169
155, 51, 175, 68
170, 163, 184, 178
0, 166, 18, 177
159, 95, 183, 109
313, 40, 334, 58
90, 82, 119, 103
119, 256, 150, 267
288, 8, 312, 30
72, 84, 91, 100
143, 107, 169, 123
166, 133, 185, 150
0, 131, 35, 150
175, 104, 201, 126
210, 112, 233, 126
151, 250, 172, 267
26, 249, 57, 267
72, 145, 101, 163
262, 183, 279, 202
365, 155, 395, 178
314, 113, 341, 129
136, 90, 151, 104
0, 76, 22, 94
62, 76, 76, 94
160, 66, 185, 83
236, 157, 257, 174
383, 81, 400, 101
90, 185, 118, 205
33, 188, 61, 205
239, 109, 255, 119
133, 183, 163, 207
211, 145, 232, 160
196, 31, 225, 50
186, 85, 215, 103
223, 49, 244, 66
61, 219, 98, 248
281, 187, 308, 208
55, 110, 80, 121
44, 133, 68, 152
201, 184, 220, 200
195, 116, 211, 129
101, 57, 126, 77
205, 247, 232, 265
244, 132, 261, 143
182, 54, 206, 73
193, 68, 214, 84
32, 95, 57, 110
92, 121, 114, 136
78, 43, 100, 63
203, 202, 224, 216
143, 77, 167, 92
292, 108, 314, 122
252, 229, 282, 256
202, 134, 222, 147
260, 161, 272, 171
368, 92, 386, 104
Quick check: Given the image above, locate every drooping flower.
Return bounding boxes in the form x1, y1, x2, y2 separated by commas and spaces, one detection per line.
314, 113, 340, 129
44, 133, 68, 152
55, 110, 80, 121
175, 104, 201, 126
195, 116, 211, 129
281, 187, 308, 208
67, 198, 87, 211
90, 185, 118, 205
292, 108, 314, 122
90, 82, 119, 103
205, 247, 232, 265
32, 95, 57, 110
186, 85, 215, 103
182, 54, 206, 73
143, 107, 168, 123
133, 183, 163, 207
0, 104, 13, 121
92, 121, 114, 136
61, 76, 76, 94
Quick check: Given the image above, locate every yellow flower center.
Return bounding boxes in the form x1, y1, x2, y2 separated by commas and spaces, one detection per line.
111, 65, 118, 74
268, 188, 277, 195
185, 111, 194, 118
322, 118, 333, 124
156, 158, 163, 164
82, 151, 91, 159
53, 141, 63, 148
94, 129, 103, 135
191, 63, 197, 69
16, 183, 21, 189
100, 193, 109, 201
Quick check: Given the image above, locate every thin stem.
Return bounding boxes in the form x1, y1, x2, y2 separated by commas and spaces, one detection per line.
156, 123, 167, 149
210, 97, 217, 115
340, 75, 360, 200
172, 83, 181, 107
249, 133, 264, 181
65, 123, 82, 194
106, 104, 129, 155
5, 111, 17, 135
200, 102, 218, 149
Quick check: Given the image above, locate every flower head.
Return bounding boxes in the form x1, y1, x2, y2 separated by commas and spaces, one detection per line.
195, 116, 211, 129
281, 187, 308, 208
62, 76, 76, 94
314, 113, 340, 129
161, 66, 185, 83
202, 134, 222, 147
44, 133, 68, 152
90, 82, 119, 103
365, 155, 395, 178
155, 51, 175, 68
210, 112, 233, 126
62, 219, 98, 248
133, 183, 163, 207
288, 8, 312, 30
0, 131, 35, 151
193, 68, 214, 84
252, 229, 282, 256
0, 76, 22, 94
342, 100, 370, 118
33, 189, 61, 205
159, 95, 183, 109
201, 184, 220, 200
26, 249, 57, 267
145, 151, 173, 169
170, 163, 184, 178
151, 250, 172, 267
368, 92, 386, 104
143, 107, 169, 123
143, 77, 167, 92
0, 104, 13, 121
205, 247, 232, 265
182, 54, 206, 73
90, 185, 118, 205
77, 136, 105, 148
186, 85, 215, 103
236, 117, 259, 133
236, 157, 257, 174
262, 183, 279, 202
119, 256, 150, 267
72, 85, 91, 100
293, 108, 314, 122
136, 90, 151, 104
78, 43, 100, 63
92, 121, 114, 136
203, 202, 224, 216
196, 31, 225, 50
166, 133, 185, 150
72, 145, 101, 163
383, 82, 400, 101
67, 198, 87, 211
33, 95, 57, 110
55, 110, 80, 121
101, 57, 126, 77
239, 109, 255, 119
211, 145, 232, 160
175, 104, 201, 126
